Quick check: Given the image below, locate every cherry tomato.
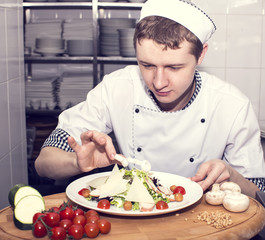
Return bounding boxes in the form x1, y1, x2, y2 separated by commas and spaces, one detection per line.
50, 226, 66, 240
32, 220, 47, 238
84, 223, 100, 238
59, 219, 72, 231
97, 199, 110, 209
68, 224, 84, 240
45, 212, 60, 227
73, 215, 86, 227
173, 186, 186, 195
85, 210, 99, 219
123, 201, 132, 211
50, 206, 60, 213
170, 185, 177, 192
73, 208, 84, 217
59, 202, 73, 209
60, 206, 74, 220
156, 201, 169, 210
78, 188, 90, 198
33, 212, 46, 224
86, 215, 100, 224
97, 219, 111, 234
174, 193, 184, 202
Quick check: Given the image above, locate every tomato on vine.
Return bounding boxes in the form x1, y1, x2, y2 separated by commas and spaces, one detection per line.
85, 210, 99, 218
86, 215, 100, 224
59, 219, 72, 231
73, 208, 84, 217
84, 223, 100, 238
68, 224, 84, 240
98, 219, 111, 234
73, 215, 86, 227
50, 206, 60, 213
32, 221, 47, 238
33, 212, 46, 224
45, 212, 60, 227
60, 206, 74, 220
50, 226, 67, 240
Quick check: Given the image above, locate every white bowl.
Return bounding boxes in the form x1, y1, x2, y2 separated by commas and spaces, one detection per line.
67, 39, 93, 56
36, 38, 65, 49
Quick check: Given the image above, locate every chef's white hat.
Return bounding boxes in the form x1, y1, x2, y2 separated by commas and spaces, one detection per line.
140, 0, 216, 44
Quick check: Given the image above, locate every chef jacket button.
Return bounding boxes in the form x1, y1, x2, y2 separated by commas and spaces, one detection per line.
189, 157, 194, 163
137, 147, 142, 152
135, 108, 140, 113
201, 118, 205, 123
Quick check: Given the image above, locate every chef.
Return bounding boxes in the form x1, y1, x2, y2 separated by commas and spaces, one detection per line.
35, 0, 265, 198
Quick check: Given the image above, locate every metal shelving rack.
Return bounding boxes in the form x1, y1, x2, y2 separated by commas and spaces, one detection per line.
23, 1, 143, 86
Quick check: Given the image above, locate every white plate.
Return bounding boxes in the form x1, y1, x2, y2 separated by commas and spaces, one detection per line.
66, 171, 203, 216
34, 48, 65, 56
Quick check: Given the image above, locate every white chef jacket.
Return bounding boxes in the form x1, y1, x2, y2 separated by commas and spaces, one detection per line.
56, 65, 265, 178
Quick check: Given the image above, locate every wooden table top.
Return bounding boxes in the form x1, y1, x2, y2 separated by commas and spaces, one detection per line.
0, 192, 265, 240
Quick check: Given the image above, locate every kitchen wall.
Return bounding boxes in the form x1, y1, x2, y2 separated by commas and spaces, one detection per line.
194, 0, 265, 153
193, 0, 265, 131
0, 0, 27, 209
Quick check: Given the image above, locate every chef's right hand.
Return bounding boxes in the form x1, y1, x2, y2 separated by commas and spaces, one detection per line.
68, 130, 119, 172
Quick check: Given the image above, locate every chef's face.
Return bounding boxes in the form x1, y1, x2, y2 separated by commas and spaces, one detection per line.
136, 39, 207, 112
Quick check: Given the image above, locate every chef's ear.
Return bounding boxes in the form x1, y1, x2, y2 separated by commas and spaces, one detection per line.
197, 43, 208, 65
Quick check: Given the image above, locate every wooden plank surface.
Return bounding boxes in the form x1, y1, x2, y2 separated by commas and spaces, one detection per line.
0, 192, 265, 239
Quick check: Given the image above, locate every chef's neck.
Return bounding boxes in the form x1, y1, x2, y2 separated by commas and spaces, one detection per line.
150, 78, 196, 112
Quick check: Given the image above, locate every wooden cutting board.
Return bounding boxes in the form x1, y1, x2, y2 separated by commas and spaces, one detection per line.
0, 192, 264, 240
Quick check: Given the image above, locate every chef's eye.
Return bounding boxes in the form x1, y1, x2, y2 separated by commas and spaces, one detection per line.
167, 66, 180, 70
142, 63, 154, 69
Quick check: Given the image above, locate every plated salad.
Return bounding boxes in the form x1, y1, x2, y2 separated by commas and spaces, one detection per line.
78, 164, 186, 212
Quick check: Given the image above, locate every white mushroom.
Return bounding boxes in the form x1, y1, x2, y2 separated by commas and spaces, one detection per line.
205, 183, 225, 205
220, 181, 241, 195
223, 191, 249, 212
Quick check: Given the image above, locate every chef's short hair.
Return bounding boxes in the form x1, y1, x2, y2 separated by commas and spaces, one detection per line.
134, 16, 203, 61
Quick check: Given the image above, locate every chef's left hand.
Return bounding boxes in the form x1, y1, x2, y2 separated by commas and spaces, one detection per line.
190, 159, 231, 191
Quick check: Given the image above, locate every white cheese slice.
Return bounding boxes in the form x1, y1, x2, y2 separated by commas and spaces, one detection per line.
99, 164, 128, 198
87, 176, 108, 189
125, 175, 154, 204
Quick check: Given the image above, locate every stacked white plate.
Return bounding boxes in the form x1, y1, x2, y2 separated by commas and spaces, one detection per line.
67, 39, 93, 56
25, 20, 63, 54
59, 72, 94, 110
98, 18, 136, 56
118, 28, 135, 57
25, 77, 59, 110
63, 19, 93, 41
34, 37, 65, 57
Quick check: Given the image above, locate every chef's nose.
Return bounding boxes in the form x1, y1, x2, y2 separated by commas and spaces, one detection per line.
153, 68, 168, 89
